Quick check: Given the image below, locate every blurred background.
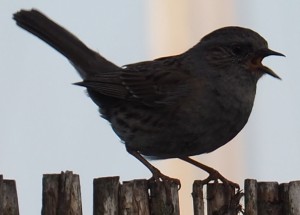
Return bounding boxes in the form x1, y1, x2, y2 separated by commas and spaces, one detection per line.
0, 1, 298, 214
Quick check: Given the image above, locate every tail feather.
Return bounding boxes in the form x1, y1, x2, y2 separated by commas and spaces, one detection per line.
13, 9, 119, 79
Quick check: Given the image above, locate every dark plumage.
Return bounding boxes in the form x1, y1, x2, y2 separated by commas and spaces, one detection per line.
14, 9, 284, 188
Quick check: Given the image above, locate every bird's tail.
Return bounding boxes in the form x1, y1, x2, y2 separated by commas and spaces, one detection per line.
13, 9, 119, 79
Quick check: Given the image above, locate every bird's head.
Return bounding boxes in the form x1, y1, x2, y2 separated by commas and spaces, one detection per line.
198, 26, 284, 80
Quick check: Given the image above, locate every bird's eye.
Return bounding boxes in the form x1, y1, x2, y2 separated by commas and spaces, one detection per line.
232, 45, 244, 56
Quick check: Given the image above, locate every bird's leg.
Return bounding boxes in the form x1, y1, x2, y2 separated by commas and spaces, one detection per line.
180, 156, 240, 190
126, 148, 180, 212
126, 148, 180, 186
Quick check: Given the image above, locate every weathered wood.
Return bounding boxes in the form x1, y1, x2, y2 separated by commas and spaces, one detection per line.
257, 182, 281, 215
192, 180, 204, 215
279, 183, 289, 215
42, 171, 82, 215
0, 176, 19, 215
0, 175, 3, 213
244, 179, 258, 215
119, 179, 150, 215
3, 172, 300, 215
207, 183, 241, 215
93, 176, 119, 215
148, 180, 180, 215
288, 180, 300, 215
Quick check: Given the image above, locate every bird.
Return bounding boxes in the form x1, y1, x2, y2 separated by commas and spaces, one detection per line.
13, 9, 284, 189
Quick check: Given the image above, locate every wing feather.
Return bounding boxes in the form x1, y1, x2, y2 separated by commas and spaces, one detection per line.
77, 55, 193, 106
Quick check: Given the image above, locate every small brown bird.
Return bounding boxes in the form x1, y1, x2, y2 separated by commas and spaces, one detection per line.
13, 9, 284, 188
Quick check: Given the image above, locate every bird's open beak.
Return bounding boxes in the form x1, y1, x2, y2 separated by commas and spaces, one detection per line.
252, 48, 285, 79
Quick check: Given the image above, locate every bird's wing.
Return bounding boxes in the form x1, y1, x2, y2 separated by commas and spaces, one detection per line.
121, 56, 193, 106
77, 56, 193, 106
75, 70, 128, 99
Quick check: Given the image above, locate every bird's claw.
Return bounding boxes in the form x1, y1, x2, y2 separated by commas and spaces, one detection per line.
200, 169, 240, 191
148, 169, 181, 190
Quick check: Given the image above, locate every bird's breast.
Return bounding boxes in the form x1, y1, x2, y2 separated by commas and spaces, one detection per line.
109, 77, 257, 158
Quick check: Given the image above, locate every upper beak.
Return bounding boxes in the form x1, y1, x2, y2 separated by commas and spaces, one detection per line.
253, 48, 285, 79
259, 49, 285, 58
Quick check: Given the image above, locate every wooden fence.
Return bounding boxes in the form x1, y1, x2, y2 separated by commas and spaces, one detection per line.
1, 171, 300, 215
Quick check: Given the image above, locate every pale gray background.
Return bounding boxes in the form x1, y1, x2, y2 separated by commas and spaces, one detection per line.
1, 1, 299, 214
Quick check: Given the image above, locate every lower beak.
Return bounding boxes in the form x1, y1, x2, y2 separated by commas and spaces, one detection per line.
253, 48, 285, 79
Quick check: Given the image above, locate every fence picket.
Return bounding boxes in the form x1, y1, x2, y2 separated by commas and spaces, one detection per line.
1, 172, 300, 215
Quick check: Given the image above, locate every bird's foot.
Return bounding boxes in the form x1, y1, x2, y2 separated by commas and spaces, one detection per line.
180, 157, 240, 191
195, 171, 244, 214
200, 168, 240, 191
148, 168, 181, 190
